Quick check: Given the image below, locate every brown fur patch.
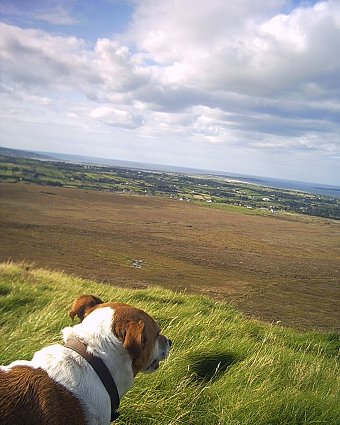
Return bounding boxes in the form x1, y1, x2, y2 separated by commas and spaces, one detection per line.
99, 302, 160, 376
0, 366, 86, 425
69, 294, 103, 321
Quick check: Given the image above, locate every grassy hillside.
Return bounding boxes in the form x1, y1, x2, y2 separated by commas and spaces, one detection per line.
1, 262, 339, 424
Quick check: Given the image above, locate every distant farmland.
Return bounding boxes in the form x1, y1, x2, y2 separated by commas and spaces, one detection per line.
1, 153, 339, 219
0, 182, 339, 331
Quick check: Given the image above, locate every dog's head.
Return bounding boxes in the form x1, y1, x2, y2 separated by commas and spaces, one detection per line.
66, 295, 172, 376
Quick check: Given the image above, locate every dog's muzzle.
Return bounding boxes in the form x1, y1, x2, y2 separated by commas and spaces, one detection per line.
143, 336, 172, 373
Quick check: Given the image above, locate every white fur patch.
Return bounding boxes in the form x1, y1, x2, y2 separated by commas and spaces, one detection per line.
63, 307, 134, 396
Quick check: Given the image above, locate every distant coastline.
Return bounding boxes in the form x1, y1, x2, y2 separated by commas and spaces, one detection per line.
218, 175, 340, 199
1, 146, 339, 199
41, 151, 340, 199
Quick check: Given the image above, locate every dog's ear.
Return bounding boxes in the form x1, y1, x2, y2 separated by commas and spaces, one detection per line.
69, 295, 104, 322
122, 320, 145, 361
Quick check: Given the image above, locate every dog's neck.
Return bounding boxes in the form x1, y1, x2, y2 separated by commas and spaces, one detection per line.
64, 338, 120, 422
62, 307, 134, 398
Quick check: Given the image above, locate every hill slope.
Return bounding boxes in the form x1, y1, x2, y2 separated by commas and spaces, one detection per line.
1, 183, 340, 331
0, 262, 339, 424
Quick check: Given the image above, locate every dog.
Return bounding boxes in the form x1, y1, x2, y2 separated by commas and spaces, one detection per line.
0, 295, 172, 424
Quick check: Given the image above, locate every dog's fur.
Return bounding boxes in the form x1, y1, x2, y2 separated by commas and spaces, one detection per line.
0, 295, 171, 425
69, 294, 104, 321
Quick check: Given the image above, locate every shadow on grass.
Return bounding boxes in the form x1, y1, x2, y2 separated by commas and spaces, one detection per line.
188, 350, 240, 383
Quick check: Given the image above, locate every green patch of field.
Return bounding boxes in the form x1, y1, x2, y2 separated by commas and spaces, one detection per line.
1, 154, 339, 219
0, 262, 339, 424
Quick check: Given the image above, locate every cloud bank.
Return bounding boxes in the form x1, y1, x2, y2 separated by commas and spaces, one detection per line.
1, 0, 339, 184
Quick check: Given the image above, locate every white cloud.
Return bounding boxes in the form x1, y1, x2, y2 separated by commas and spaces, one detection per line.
133, 0, 340, 99
92, 38, 150, 93
0, 22, 89, 88
0, 0, 340, 184
35, 5, 79, 25
89, 105, 144, 128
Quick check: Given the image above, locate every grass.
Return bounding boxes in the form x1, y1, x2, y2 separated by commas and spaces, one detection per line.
1, 262, 339, 424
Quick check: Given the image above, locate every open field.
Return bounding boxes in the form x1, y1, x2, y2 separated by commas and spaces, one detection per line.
1, 263, 339, 424
0, 184, 340, 330
0, 182, 339, 331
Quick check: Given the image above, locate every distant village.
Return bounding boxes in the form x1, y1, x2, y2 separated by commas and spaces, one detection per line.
1, 153, 339, 220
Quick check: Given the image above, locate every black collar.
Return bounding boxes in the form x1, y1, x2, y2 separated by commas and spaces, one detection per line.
64, 338, 120, 422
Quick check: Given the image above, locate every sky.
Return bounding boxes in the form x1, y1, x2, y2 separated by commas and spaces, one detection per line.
1, 0, 340, 185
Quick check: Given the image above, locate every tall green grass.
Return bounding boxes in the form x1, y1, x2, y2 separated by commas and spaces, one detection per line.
1, 262, 339, 424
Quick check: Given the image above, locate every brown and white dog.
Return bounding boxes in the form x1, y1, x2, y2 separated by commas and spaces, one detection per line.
0, 295, 172, 424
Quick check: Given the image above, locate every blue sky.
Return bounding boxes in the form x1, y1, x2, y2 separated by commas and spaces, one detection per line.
1, 0, 339, 184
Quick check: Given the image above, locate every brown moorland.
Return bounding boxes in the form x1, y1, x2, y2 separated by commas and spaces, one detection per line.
0, 182, 339, 331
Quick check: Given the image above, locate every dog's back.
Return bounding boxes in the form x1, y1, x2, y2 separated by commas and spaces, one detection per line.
0, 365, 86, 425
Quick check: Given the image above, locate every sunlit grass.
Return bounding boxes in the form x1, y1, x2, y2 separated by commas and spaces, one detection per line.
1, 262, 339, 424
